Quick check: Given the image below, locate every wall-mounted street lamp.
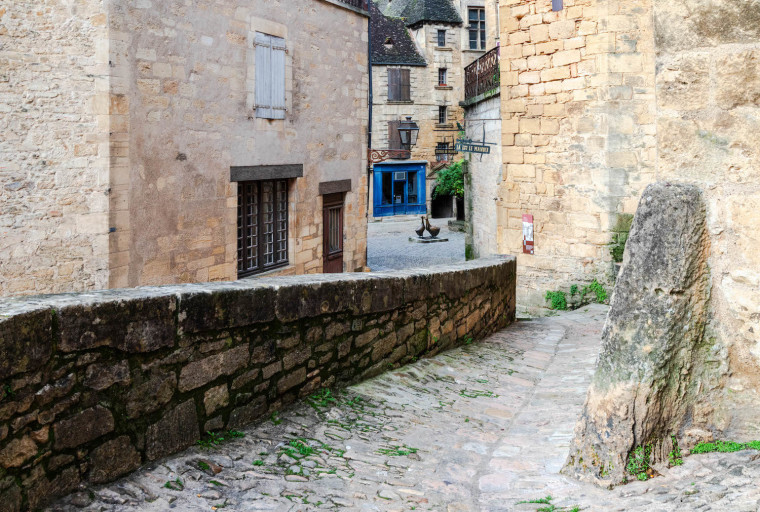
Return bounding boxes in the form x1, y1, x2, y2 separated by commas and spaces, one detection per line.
368, 116, 420, 164
398, 116, 420, 150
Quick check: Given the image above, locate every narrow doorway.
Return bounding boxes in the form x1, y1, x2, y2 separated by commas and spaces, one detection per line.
323, 192, 344, 273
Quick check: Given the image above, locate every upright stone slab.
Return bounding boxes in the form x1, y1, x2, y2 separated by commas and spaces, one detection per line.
562, 182, 711, 486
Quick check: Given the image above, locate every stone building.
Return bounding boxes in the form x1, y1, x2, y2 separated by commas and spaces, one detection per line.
368, 0, 499, 218
0, 0, 369, 297
463, 0, 760, 434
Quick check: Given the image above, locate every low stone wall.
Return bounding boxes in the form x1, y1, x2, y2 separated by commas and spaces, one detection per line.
0, 258, 515, 510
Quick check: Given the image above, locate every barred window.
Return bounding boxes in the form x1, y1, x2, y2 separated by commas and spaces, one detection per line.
237, 180, 289, 276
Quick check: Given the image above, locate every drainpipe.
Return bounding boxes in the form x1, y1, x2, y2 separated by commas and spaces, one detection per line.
366, 5, 373, 267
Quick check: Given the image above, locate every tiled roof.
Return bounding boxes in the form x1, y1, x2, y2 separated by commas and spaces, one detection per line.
370, 2, 426, 66
378, 0, 463, 27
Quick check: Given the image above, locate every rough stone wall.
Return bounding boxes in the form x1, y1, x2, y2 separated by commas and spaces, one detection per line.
653, 0, 760, 438
0, 257, 516, 511
0, 1, 110, 296
496, 0, 657, 307
108, 0, 369, 287
463, 93, 503, 258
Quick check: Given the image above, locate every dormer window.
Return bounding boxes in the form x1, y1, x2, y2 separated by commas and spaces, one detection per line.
384, 37, 394, 50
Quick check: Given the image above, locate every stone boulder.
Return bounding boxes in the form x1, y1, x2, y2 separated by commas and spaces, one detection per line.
562, 182, 714, 486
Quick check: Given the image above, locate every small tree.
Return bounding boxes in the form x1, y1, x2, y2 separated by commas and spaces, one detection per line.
433, 160, 464, 199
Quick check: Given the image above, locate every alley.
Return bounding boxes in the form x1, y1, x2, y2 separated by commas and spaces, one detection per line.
49, 307, 760, 512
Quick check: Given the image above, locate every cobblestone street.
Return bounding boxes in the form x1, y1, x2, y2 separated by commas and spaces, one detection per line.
49, 307, 760, 512
367, 218, 465, 272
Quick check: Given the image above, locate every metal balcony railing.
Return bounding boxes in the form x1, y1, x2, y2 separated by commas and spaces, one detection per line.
464, 46, 500, 101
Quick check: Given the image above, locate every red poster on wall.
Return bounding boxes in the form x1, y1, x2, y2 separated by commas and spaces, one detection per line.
522, 214, 534, 255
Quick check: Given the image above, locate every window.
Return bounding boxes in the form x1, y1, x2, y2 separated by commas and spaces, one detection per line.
436, 142, 451, 162
237, 180, 289, 276
438, 106, 448, 124
437, 29, 446, 47
552, 0, 564, 11
468, 8, 486, 50
438, 68, 448, 86
388, 68, 411, 102
254, 33, 286, 119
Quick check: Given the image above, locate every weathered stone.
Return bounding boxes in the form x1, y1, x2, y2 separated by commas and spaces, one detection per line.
178, 345, 250, 392
283, 347, 311, 370
203, 385, 229, 416
277, 367, 307, 394
563, 183, 713, 486
177, 287, 276, 334
35, 374, 76, 407
30, 426, 49, 444
84, 361, 131, 390
89, 436, 141, 484
355, 328, 379, 348
0, 307, 52, 380
275, 281, 357, 322
227, 397, 267, 429
262, 361, 281, 380
715, 50, 760, 109
0, 435, 38, 468
372, 332, 398, 362
0, 477, 22, 512
231, 369, 260, 390
204, 416, 224, 432
145, 400, 199, 460
54, 406, 114, 450
26, 466, 79, 510
57, 295, 176, 353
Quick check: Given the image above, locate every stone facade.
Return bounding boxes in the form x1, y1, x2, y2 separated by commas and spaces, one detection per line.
0, 257, 516, 510
0, 0, 370, 297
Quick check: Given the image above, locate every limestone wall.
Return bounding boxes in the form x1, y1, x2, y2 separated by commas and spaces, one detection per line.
108, 0, 369, 287
463, 94, 503, 258
653, 0, 760, 437
0, 1, 110, 296
495, 0, 657, 307
0, 257, 515, 510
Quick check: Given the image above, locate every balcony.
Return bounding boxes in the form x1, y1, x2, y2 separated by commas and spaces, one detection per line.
464, 45, 500, 101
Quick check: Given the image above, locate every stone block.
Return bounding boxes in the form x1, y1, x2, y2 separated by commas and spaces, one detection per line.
549, 20, 575, 40
177, 286, 276, 334
0, 477, 21, 512
0, 307, 52, 380
84, 361, 131, 390
227, 397, 266, 429
715, 50, 760, 110
54, 406, 114, 450
58, 295, 176, 353
89, 436, 141, 484
26, 466, 79, 511
146, 400, 200, 460
277, 367, 307, 394
178, 345, 250, 392
126, 371, 177, 419
204, 385, 230, 415
0, 436, 38, 468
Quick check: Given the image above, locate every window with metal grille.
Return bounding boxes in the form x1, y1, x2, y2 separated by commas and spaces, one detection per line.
438, 105, 448, 124
388, 68, 411, 101
468, 8, 486, 50
438, 68, 448, 86
437, 29, 446, 47
436, 142, 451, 162
237, 179, 289, 277
254, 33, 286, 119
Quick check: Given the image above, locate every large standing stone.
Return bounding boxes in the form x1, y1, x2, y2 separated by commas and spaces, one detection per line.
562, 182, 713, 486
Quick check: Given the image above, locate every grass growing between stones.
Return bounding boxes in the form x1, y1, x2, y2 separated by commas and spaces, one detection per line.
690, 440, 760, 454
196, 430, 245, 449
516, 495, 581, 512
376, 444, 418, 456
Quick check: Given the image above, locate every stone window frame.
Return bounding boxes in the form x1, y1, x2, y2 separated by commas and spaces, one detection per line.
438, 105, 448, 124
438, 67, 448, 86
246, 17, 293, 121
437, 29, 446, 47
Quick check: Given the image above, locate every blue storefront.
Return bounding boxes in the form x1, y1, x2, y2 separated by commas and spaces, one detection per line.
372, 162, 427, 217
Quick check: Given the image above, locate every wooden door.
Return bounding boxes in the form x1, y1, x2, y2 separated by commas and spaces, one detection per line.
323, 193, 344, 273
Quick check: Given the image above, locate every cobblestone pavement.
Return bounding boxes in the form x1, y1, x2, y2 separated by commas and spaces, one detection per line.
49, 306, 760, 511
367, 218, 465, 272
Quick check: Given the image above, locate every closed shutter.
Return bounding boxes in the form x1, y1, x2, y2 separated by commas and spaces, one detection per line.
400, 69, 410, 101
388, 68, 399, 101
255, 33, 286, 119
388, 120, 402, 150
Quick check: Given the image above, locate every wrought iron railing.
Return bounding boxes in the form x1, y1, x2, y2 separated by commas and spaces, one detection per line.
464, 46, 500, 101
336, 0, 368, 10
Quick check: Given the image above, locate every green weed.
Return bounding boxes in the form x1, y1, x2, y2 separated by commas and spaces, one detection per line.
163, 478, 184, 491
545, 291, 567, 310
377, 445, 418, 456
459, 389, 498, 399
252, 460, 264, 466
668, 435, 683, 466
690, 439, 760, 454
270, 411, 282, 425
626, 445, 651, 481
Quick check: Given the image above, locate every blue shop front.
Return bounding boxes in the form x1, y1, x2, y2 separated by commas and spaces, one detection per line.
372, 162, 427, 217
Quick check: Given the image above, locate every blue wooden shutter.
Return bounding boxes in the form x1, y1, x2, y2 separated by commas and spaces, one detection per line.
270, 36, 286, 120
255, 33, 273, 118
552, 0, 563, 11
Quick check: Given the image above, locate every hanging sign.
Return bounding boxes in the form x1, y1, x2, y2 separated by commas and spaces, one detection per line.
522, 214, 534, 255
455, 139, 491, 154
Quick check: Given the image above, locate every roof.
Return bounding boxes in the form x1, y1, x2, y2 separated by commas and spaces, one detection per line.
377, 0, 463, 27
370, 2, 426, 66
